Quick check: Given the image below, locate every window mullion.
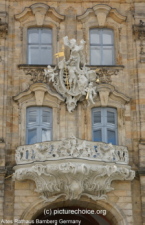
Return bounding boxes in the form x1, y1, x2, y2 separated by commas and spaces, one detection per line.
100, 30, 103, 65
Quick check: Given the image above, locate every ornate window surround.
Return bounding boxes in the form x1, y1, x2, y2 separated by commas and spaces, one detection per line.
77, 4, 127, 65
14, 3, 65, 65
81, 83, 130, 146
13, 83, 64, 146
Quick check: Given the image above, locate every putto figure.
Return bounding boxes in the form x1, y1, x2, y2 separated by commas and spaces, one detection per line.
44, 36, 97, 112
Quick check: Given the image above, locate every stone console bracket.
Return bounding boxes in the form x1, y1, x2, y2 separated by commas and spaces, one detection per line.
13, 161, 135, 203
133, 20, 145, 63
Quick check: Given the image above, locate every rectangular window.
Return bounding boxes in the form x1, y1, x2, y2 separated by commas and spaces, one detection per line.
28, 28, 52, 65
92, 107, 117, 145
90, 29, 114, 65
26, 107, 52, 144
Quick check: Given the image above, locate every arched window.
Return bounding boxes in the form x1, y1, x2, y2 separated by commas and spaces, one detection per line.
26, 107, 52, 145
92, 107, 117, 145
27, 28, 52, 65
90, 29, 114, 65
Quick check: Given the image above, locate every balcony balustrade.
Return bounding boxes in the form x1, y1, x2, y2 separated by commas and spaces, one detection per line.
13, 137, 135, 203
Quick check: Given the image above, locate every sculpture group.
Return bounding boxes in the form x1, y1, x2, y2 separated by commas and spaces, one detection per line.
44, 36, 97, 112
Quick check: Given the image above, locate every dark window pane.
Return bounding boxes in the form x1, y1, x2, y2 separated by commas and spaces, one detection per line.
107, 111, 115, 124
102, 30, 113, 44
90, 46, 101, 65
28, 129, 37, 145
94, 130, 102, 142
41, 29, 52, 44
28, 29, 39, 43
40, 46, 52, 64
102, 47, 114, 65
107, 130, 116, 145
28, 46, 39, 64
90, 29, 100, 44
42, 110, 51, 123
93, 111, 101, 124
28, 110, 37, 124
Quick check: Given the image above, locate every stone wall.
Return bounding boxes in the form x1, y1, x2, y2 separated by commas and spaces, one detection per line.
0, 0, 145, 224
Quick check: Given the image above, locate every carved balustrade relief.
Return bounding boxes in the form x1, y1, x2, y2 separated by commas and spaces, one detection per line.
15, 137, 129, 165
13, 137, 135, 202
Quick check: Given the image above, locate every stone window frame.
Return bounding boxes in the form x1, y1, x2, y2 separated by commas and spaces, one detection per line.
80, 84, 130, 146
85, 23, 120, 66
89, 28, 115, 65
92, 107, 118, 145
27, 27, 53, 65
77, 4, 127, 65
26, 106, 53, 144
90, 104, 125, 147
21, 22, 58, 65
14, 3, 65, 65
13, 83, 64, 146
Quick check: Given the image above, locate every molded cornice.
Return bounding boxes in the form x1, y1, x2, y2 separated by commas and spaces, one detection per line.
13, 83, 64, 105
77, 4, 126, 25
15, 3, 65, 25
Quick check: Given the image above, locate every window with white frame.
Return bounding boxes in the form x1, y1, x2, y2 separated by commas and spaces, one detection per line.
27, 28, 52, 65
92, 107, 117, 145
26, 107, 52, 145
90, 29, 114, 65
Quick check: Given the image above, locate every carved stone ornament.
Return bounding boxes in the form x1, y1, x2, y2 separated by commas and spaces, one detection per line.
15, 137, 129, 165
44, 36, 98, 112
23, 68, 49, 83
0, 18, 8, 38
96, 68, 119, 84
14, 3, 65, 25
13, 162, 135, 202
133, 20, 145, 40
77, 4, 127, 25
133, 20, 145, 62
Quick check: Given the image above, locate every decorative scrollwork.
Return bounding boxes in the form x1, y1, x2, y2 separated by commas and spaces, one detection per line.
96, 68, 119, 84
133, 20, 145, 40
133, 20, 145, 62
0, 18, 8, 38
23, 68, 49, 83
13, 162, 135, 202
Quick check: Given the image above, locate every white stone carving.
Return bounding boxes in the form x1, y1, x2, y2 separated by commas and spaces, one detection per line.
44, 36, 97, 112
13, 162, 135, 202
15, 137, 129, 165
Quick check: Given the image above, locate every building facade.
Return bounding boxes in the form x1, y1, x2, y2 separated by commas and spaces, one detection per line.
0, 0, 145, 224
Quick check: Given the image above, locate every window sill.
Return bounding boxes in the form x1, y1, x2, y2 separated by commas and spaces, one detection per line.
18, 64, 124, 70
18, 64, 56, 69
86, 65, 124, 70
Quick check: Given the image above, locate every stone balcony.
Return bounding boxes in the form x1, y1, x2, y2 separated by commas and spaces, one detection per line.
13, 137, 135, 202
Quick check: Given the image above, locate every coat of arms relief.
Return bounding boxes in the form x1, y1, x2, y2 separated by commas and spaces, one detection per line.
44, 36, 97, 112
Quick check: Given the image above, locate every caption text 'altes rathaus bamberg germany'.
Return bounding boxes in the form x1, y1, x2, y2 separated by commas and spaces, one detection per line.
0, 0, 145, 224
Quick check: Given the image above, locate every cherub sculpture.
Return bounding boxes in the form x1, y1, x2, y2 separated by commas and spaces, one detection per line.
85, 82, 97, 105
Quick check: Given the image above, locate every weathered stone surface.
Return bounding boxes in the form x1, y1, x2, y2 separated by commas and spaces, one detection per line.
0, 0, 145, 224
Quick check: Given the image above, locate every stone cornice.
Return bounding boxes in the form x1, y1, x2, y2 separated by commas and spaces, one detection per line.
77, 4, 126, 25
95, 83, 130, 106
15, 3, 65, 25
13, 83, 64, 104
